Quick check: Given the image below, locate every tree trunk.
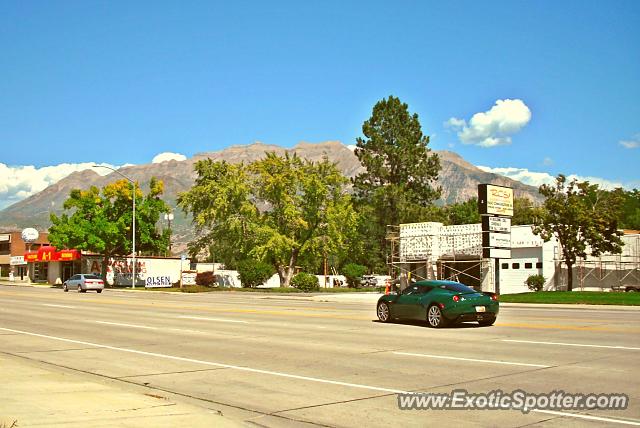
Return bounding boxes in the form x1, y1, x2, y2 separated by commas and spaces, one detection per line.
281, 248, 300, 287
566, 262, 573, 292
100, 254, 110, 286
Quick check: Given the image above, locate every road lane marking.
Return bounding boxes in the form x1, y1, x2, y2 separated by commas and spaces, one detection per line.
94, 321, 205, 335
532, 409, 640, 426
0, 327, 409, 395
393, 351, 549, 368
95, 321, 158, 330
178, 315, 250, 324
42, 304, 76, 309
494, 322, 628, 331
503, 339, 640, 351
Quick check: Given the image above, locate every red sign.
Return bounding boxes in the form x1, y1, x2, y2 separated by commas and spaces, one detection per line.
23, 248, 82, 262
58, 249, 81, 261
24, 252, 39, 262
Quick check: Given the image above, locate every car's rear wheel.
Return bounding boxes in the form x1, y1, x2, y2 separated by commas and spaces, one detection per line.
377, 302, 391, 323
97, 289, 102, 293
63, 284, 68, 292
427, 305, 448, 328
478, 317, 496, 327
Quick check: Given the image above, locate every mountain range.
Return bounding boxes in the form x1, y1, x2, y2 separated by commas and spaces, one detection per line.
0, 141, 541, 253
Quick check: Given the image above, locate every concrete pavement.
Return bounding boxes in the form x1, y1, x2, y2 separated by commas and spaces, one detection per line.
0, 353, 238, 428
2, 284, 640, 426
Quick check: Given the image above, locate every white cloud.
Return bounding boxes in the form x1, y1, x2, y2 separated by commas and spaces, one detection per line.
619, 134, 640, 149
445, 99, 531, 147
478, 165, 637, 190
0, 162, 118, 210
152, 152, 187, 163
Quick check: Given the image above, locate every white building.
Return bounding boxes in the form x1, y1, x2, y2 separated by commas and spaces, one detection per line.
395, 222, 639, 294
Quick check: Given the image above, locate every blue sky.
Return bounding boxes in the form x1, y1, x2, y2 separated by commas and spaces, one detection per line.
0, 0, 638, 208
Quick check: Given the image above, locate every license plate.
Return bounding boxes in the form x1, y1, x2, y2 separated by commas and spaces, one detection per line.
475, 306, 486, 312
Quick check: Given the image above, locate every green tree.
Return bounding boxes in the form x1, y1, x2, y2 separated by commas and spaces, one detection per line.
353, 95, 441, 267
512, 197, 536, 225
49, 178, 170, 282
532, 175, 624, 291
342, 262, 367, 288
443, 198, 480, 225
237, 259, 275, 288
179, 153, 358, 287
619, 189, 640, 230
290, 272, 319, 292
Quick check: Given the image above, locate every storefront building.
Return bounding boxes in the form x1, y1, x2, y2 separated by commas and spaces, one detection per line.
0, 231, 50, 282
21, 245, 186, 287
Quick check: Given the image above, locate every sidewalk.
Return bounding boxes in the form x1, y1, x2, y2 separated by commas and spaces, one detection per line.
0, 353, 239, 428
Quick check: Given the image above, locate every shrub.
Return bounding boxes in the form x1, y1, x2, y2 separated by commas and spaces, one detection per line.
291, 272, 319, 292
525, 274, 545, 292
342, 263, 367, 288
237, 259, 275, 288
195, 271, 217, 287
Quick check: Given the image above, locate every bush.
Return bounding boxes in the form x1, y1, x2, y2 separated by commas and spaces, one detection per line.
291, 272, 319, 292
342, 263, 367, 288
237, 259, 275, 288
195, 271, 217, 287
525, 274, 545, 292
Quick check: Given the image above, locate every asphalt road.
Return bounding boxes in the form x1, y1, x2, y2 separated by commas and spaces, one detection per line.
1, 285, 639, 427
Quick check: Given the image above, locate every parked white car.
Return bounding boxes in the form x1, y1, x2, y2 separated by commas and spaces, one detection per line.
63, 274, 104, 293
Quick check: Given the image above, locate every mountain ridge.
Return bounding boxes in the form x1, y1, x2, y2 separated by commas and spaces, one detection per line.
0, 142, 541, 253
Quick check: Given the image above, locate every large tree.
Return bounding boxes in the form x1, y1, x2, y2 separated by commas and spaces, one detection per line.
352, 95, 441, 267
178, 153, 358, 287
532, 175, 624, 291
49, 178, 171, 281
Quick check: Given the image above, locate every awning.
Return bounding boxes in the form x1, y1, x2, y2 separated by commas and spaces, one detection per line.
23, 247, 82, 262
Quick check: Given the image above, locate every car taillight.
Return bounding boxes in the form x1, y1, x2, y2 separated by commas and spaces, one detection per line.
452, 295, 460, 302
490, 294, 498, 301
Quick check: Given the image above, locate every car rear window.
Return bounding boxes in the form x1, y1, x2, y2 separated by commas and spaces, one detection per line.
84, 274, 101, 280
439, 282, 476, 294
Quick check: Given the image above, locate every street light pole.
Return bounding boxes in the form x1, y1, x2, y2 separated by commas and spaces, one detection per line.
92, 165, 137, 289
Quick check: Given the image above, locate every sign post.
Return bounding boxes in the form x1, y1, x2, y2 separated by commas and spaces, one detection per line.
478, 184, 514, 295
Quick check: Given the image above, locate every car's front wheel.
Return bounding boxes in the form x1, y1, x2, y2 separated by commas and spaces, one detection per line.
63, 284, 68, 292
97, 289, 102, 293
377, 302, 391, 323
77, 285, 84, 293
427, 304, 448, 328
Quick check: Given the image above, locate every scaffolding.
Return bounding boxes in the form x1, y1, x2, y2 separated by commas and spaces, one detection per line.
386, 223, 493, 291
553, 234, 640, 290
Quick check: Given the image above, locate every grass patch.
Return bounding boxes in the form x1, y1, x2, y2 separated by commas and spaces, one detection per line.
500, 291, 640, 306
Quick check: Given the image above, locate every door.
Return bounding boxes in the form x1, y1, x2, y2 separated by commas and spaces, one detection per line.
393, 285, 423, 319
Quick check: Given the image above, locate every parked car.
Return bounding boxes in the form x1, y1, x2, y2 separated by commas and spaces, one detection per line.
63, 274, 104, 293
376, 280, 499, 328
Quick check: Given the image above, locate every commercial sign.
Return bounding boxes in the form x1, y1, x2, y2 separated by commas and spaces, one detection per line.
21, 228, 39, 243
10, 256, 26, 266
483, 248, 511, 259
482, 216, 511, 233
23, 247, 82, 262
478, 184, 514, 217
482, 232, 511, 248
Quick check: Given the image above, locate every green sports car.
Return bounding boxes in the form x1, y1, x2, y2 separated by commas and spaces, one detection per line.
376, 280, 499, 328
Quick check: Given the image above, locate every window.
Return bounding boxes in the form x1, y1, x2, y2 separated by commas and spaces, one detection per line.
525, 263, 533, 269
501, 263, 509, 269
512, 263, 520, 269
0, 242, 10, 255
536, 262, 543, 269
